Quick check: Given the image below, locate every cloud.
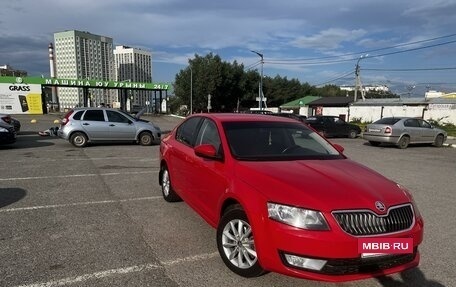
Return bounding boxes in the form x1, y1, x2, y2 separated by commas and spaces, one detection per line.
291, 28, 367, 50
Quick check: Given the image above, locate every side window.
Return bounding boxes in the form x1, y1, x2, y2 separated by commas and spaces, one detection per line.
196, 119, 222, 151
175, 117, 202, 147
83, 110, 105, 121
106, 110, 130, 123
72, 110, 84, 120
419, 120, 431, 128
404, 119, 419, 127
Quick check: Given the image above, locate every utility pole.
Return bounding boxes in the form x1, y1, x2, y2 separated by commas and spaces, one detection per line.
189, 64, 193, 115
354, 54, 368, 102
251, 50, 264, 110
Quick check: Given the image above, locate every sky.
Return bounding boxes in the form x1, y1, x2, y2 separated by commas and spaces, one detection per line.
1, 0, 455, 97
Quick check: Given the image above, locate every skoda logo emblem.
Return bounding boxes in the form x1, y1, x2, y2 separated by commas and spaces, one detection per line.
375, 201, 386, 212
16, 77, 23, 84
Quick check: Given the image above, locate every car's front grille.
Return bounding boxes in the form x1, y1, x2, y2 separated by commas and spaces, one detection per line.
332, 204, 414, 236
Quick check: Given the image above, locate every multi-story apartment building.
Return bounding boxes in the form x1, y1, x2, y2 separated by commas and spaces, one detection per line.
113, 45, 152, 111
0, 65, 27, 77
54, 30, 114, 109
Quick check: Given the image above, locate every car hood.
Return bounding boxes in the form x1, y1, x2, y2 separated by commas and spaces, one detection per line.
134, 107, 149, 119
234, 159, 410, 213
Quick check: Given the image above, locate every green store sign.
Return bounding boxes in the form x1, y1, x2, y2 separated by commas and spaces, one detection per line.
0, 76, 170, 90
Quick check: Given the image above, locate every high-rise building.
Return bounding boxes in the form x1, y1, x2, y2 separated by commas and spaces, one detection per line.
114, 45, 152, 111
0, 65, 27, 77
53, 30, 114, 109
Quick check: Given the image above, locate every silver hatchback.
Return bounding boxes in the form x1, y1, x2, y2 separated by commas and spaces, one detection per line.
58, 108, 161, 147
363, 117, 447, 149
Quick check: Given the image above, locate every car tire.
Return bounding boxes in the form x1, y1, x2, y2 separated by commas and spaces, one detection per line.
369, 141, 381, 147
160, 165, 182, 202
217, 205, 266, 278
348, 130, 358, 139
139, 131, 153, 146
70, 132, 88, 148
434, 134, 444, 147
397, 136, 410, 149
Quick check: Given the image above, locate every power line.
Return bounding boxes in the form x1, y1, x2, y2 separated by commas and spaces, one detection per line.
315, 70, 355, 87
245, 60, 261, 71
363, 67, 456, 71
266, 33, 456, 64
264, 39, 456, 66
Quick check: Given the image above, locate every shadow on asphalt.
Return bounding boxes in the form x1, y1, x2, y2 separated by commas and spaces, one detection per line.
0, 134, 56, 150
0, 188, 27, 208
376, 267, 446, 287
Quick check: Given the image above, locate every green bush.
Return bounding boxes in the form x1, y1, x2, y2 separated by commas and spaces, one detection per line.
428, 118, 456, 137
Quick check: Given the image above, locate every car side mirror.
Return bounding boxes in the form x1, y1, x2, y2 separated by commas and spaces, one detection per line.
333, 143, 345, 153
194, 144, 222, 160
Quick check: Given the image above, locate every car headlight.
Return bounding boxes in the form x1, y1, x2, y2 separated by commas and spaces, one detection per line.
267, 203, 329, 230
0, 127, 8, 132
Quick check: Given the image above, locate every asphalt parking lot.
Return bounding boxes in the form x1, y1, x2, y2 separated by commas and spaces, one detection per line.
1, 114, 455, 287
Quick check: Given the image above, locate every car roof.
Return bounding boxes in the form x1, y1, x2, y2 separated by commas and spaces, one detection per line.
188, 113, 299, 123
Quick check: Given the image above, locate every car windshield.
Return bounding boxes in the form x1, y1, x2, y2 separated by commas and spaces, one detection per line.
373, 118, 402, 125
223, 121, 343, 161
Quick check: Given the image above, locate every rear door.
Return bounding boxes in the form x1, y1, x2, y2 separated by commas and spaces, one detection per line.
403, 118, 422, 142
80, 109, 110, 140
106, 110, 136, 140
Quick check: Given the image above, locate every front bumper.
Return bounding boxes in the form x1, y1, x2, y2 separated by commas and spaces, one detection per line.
256, 216, 423, 282
0, 132, 16, 144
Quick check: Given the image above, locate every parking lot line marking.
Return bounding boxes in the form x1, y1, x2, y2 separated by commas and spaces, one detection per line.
14, 252, 219, 287
0, 196, 163, 213
15, 263, 162, 287
162, 252, 219, 266
0, 170, 159, 182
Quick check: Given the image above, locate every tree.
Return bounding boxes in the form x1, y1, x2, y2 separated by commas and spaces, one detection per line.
174, 53, 247, 112
173, 52, 384, 113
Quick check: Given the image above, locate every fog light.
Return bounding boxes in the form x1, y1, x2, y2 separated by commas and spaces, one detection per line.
284, 254, 327, 271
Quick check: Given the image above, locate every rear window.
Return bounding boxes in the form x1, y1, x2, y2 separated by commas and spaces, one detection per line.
373, 118, 402, 125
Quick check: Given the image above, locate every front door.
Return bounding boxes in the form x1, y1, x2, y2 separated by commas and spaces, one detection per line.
106, 110, 136, 140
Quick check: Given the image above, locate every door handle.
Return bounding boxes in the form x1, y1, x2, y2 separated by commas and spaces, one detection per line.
109, 124, 115, 126
82, 123, 89, 126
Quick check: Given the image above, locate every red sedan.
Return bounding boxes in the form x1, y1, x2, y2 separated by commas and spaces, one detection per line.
159, 113, 423, 282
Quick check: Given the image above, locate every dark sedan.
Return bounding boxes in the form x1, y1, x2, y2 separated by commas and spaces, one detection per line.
0, 122, 16, 145
0, 113, 21, 132
305, 115, 361, 138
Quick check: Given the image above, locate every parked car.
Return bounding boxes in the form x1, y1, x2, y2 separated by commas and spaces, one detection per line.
304, 115, 361, 138
159, 113, 423, 281
58, 107, 161, 147
363, 117, 447, 149
245, 110, 273, 115
0, 113, 21, 132
0, 121, 16, 145
270, 112, 307, 123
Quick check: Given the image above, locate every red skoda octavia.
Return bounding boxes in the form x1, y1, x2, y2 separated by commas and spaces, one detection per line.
159, 113, 423, 282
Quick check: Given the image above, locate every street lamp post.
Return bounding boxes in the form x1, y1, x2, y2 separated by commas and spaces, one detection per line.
251, 50, 264, 110
189, 65, 193, 115
354, 54, 368, 102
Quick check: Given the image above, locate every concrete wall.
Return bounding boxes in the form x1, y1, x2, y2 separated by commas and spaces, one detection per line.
306, 105, 456, 125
